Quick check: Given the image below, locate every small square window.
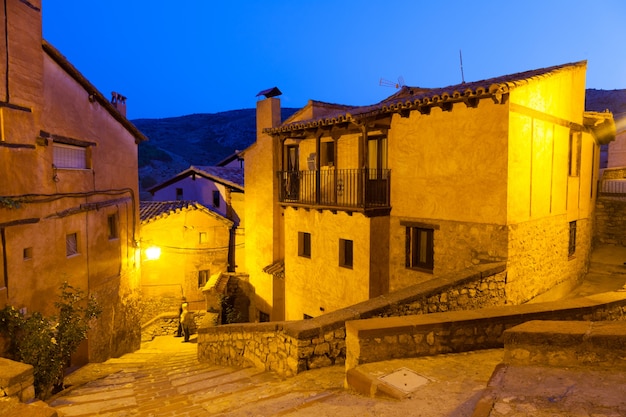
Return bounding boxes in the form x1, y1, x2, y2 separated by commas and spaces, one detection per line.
23, 247, 33, 260
339, 238, 353, 268
199, 232, 208, 244
212, 190, 221, 208
107, 214, 119, 240
406, 227, 434, 272
198, 269, 210, 287
298, 232, 311, 258
176, 188, 183, 200
66, 233, 78, 257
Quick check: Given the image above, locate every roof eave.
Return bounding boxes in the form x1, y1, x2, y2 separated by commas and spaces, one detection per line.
42, 40, 148, 144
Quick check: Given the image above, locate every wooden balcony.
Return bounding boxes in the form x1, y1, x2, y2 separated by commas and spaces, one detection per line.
277, 168, 391, 215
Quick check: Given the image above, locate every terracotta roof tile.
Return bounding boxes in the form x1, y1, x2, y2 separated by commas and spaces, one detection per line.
268, 61, 587, 134
191, 166, 244, 188
139, 200, 233, 226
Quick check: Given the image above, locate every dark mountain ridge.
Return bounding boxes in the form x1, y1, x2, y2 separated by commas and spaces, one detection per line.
133, 108, 297, 198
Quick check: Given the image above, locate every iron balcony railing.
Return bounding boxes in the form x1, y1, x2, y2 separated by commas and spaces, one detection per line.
277, 168, 391, 210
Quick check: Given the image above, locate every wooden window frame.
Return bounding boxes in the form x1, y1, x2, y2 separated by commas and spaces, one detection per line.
405, 226, 434, 272
66, 232, 79, 257
298, 231, 311, 258
339, 238, 353, 269
198, 269, 210, 287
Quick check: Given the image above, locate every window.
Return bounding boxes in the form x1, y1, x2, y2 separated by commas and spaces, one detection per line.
212, 190, 221, 208
368, 135, 388, 178
199, 232, 208, 244
339, 238, 353, 268
107, 214, 118, 240
66, 233, 78, 257
568, 221, 577, 257
53, 143, 88, 169
198, 269, 210, 287
303, 314, 313, 320
259, 311, 270, 322
406, 227, 434, 272
23, 247, 33, 260
298, 232, 311, 258
569, 131, 581, 177
175, 188, 183, 200
321, 141, 335, 167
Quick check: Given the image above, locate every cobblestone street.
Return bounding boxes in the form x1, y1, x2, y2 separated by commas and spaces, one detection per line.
47, 335, 503, 417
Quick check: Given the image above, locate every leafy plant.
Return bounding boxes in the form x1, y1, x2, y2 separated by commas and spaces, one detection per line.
0, 282, 101, 399
0, 197, 21, 209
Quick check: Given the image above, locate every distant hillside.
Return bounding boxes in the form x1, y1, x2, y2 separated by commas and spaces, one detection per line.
133, 108, 297, 199
585, 88, 626, 115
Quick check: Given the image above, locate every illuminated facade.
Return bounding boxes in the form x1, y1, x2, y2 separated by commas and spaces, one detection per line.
148, 165, 245, 271
0, 1, 146, 362
246, 61, 615, 321
139, 200, 233, 314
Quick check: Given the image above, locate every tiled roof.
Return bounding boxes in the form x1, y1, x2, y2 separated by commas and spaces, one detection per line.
191, 166, 244, 189
139, 200, 232, 225
148, 166, 244, 195
262, 260, 285, 279
267, 61, 587, 134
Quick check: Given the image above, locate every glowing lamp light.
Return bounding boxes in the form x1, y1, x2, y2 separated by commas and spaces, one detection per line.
145, 246, 161, 260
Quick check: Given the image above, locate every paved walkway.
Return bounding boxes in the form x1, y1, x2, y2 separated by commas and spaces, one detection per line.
48, 335, 504, 416
46, 245, 626, 417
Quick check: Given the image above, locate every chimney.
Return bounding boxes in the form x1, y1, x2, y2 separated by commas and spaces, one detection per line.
111, 91, 127, 117
256, 87, 282, 135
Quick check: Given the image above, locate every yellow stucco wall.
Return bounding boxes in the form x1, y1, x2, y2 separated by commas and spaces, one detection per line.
503, 63, 598, 303
0, 2, 143, 362
244, 98, 284, 320
389, 102, 510, 224
141, 208, 232, 312
283, 208, 371, 320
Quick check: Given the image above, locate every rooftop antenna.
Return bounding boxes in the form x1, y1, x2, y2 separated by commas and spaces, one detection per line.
379, 76, 405, 89
459, 49, 465, 84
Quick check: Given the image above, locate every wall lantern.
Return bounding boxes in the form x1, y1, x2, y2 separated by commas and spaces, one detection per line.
145, 246, 161, 261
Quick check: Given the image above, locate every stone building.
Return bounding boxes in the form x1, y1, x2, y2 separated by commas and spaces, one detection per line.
139, 200, 234, 317
245, 61, 615, 321
0, 0, 147, 363
148, 165, 245, 271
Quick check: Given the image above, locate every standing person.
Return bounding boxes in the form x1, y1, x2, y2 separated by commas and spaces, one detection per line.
180, 301, 193, 342
175, 298, 185, 337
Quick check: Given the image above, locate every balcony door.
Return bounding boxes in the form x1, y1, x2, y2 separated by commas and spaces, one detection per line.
285, 145, 299, 200
367, 136, 388, 205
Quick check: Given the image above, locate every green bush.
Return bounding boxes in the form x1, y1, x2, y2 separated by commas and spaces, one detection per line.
0, 282, 101, 399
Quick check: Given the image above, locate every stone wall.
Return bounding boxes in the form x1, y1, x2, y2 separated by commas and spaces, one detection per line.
198, 263, 506, 376
344, 291, 626, 370
595, 197, 626, 246
596, 167, 626, 246
507, 215, 591, 304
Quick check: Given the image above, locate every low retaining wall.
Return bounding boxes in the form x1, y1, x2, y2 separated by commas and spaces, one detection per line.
503, 320, 626, 369
0, 357, 34, 402
198, 263, 507, 376
344, 291, 626, 370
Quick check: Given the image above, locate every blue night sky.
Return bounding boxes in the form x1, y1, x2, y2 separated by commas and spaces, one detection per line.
42, 1, 626, 120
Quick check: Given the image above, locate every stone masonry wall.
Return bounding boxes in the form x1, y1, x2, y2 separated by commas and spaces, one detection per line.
595, 197, 626, 246
345, 292, 626, 370
198, 263, 506, 376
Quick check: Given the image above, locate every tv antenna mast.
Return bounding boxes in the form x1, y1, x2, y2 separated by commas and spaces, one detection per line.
379, 76, 405, 89
459, 49, 465, 84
